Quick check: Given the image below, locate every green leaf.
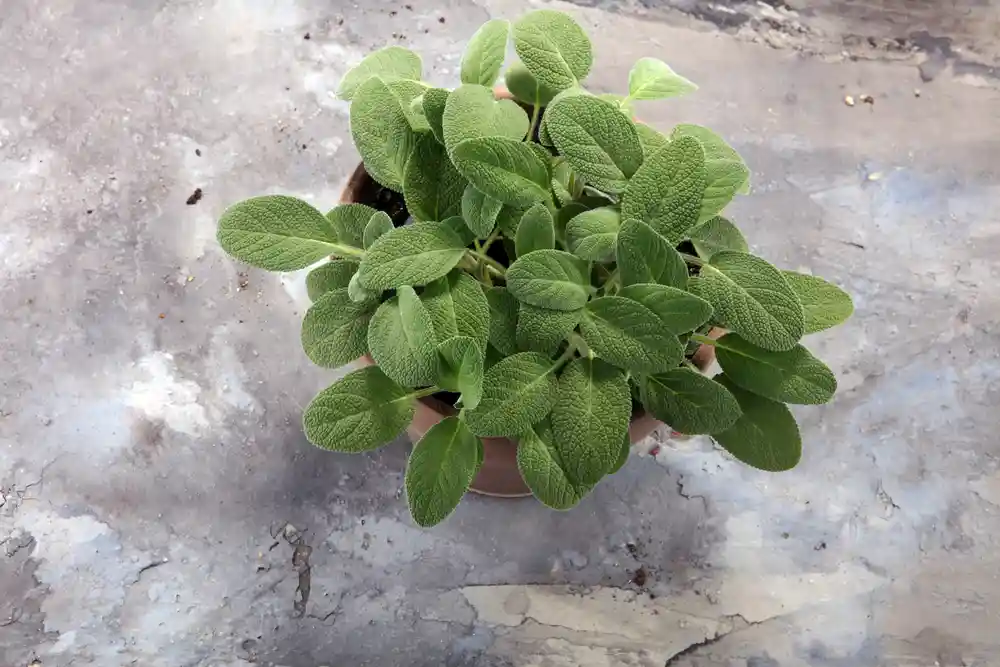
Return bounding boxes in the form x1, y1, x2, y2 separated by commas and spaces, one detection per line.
781, 271, 854, 334
714, 333, 837, 405
516, 420, 593, 510
387, 79, 432, 131
325, 203, 374, 249
484, 287, 519, 356
504, 61, 558, 107
516, 303, 581, 354
301, 288, 374, 367
554, 202, 587, 246
436, 337, 484, 410
422, 87, 450, 144
363, 211, 394, 249
405, 416, 483, 527
608, 433, 630, 475
506, 249, 590, 311
441, 215, 476, 246
461, 185, 503, 238
616, 219, 687, 289
579, 296, 684, 374
566, 206, 620, 261
306, 260, 359, 300
350, 76, 419, 191
689, 216, 747, 259
640, 369, 741, 434
496, 204, 527, 237
347, 271, 376, 303
337, 46, 422, 101
690, 251, 804, 351
217, 195, 348, 271
461, 19, 509, 86
442, 84, 529, 154
671, 124, 750, 195
403, 134, 466, 222
699, 159, 750, 224
552, 357, 631, 484
421, 271, 490, 350
550, 158, 582, 207
303, 366, 414, 452
545, 95, 642, 194
358, 221, 468, 290
596, 93, 634, 116
619, 284, 713, 334
465, 352, 558, 437
515, 203, 556, 257
512, 9, 593, 92
367, 285, 438, 387
627, 58, 697, 101
712, 376, 801, 472
635, 123, 669, 159
621, 136, 707, 244
451, 137, 551, 208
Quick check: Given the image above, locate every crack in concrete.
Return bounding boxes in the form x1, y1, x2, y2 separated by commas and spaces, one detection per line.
663, 613, 761, 666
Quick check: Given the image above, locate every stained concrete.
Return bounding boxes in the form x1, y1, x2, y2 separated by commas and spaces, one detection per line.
2, 0, 999, 665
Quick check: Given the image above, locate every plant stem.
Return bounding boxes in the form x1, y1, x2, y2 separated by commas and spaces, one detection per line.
411, 386, 441, 399
481, 229, 501, 253
329, 243, 365, 260
467, 250, 506, 276
602, 268, 620, 295
679, 252, 705, 267
682, 359, 699, 372
528, 100, 542, 140
690, 333, 717, 346
553, 344, 577, 370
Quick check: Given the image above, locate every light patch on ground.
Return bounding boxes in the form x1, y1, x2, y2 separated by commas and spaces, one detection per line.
125, 352, 208, 436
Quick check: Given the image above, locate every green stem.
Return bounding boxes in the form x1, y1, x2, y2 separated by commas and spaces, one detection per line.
690, 333, 717, 346
602, 268, 621, 295
329, 243, 365, 260
481, 229, 501, 254
553, 344, 578, 370
467, 250, 506, 276
411, 386, 441, 400
680, 252, 705, 267
528, 100, 542, 140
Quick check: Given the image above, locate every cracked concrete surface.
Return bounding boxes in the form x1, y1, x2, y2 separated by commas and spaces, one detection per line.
2, 0, 1000, 665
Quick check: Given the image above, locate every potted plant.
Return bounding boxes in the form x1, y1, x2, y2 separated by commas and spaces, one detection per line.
216, 9, 853, 527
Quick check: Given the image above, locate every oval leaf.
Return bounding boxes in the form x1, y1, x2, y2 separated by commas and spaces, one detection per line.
506, 249, 590, 311
367, 286, 438, 387
358, 221, 468, 290
627, 58, 697, 101
350, 77, 420, 191
422, 87, 450, 143
363, 211, 394, 249
636, 123, 669, 159
465, 352, 558, 437
618, 284, 713, 334
672, 124, 750, 195
515, 203, 556, 257
326, 203, 376, 248
306, 260, 359, 300
347, 271, 376, 303
461, 185, 503, 238
781, 271, 854, 334
504, 61, 558, 107
461, 19, 509, 86
403, 134, 466, 222
616, 219, 687, 289
712, 376, 802, 471
301, 288, 374, 367
405, 416, 483, 527
714, 333, 837, 405
699, 159, 750, 224
484, 287, 519, 356
512, 9, 593, 92
436, 336, 484, 410
688, 215, 748, 259
516, 420, 593, 510
566, 206, 620, 261
337, 46, 422, 101
451, 137, 551, 208
580, 296, 684, 374
640, 369, 741, 434
443, 84, 529, 154
516, 303, 581, 355
421, 271, 490, 350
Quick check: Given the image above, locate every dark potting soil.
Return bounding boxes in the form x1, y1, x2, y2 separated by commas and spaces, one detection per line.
353, 174, 409, 226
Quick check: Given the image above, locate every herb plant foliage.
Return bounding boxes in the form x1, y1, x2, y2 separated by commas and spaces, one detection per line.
217, 10, 853, 526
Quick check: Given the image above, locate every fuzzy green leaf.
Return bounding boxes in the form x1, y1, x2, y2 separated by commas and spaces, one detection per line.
404, 134, 466, 222
442, 215, 476, 246
421, 271, 490, 350
712, 376, 801, 471
461, 185, 503, 238
616, 219, 687, 289
306, 260, 359, 300
504, 61, 558, 107
387, 79, 432, 131
566, 206, 620, 261
451, 137, 551, 208
715, 333, 836, 405
367, 285, 438, 387
608, 433, 630, 475
337, 46, 422, 101
350, 76, 419, 191
627, 58, 697, 101
405, 416, 482, 527
516, 420, 593, 510
506, 249, 590, 311
621, 136, 707, 244
672, 124, 750, 195
496, 204, 527, 237
461, 19, 509, 86
301, 288, 374, 367
640, 369, 741, 434
689, 216, 747, 259
552, 357, 631, 484
515, 203, 556, 257
358, 221, 468, 290
554, 202, 587, 246
596, 93, 634, 116
516, 303, 581, 354
436, 337, 484, 410
464, 352, 558, 437
699, 159, 750, 224
580, 296, 684, 374
303, 366, 414, 452
781, 271, 854, 334
325, 203, 375, 249
618, 284, 713, 334
347, 271, 376, 303
635, 123, 669, 159
422, 87, 450, 143
484, 287, 519, 356
551, 158, 582, 207
442, 84, 529, 154
690, 251, 804, 351
363, 211, 394, 249
545, 95, 642, 194
512, 10, 593, 92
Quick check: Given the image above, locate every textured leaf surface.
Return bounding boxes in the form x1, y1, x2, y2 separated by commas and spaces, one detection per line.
517, 420, 592, 510
465, 352, 558, 437
715, 333, 837, 404
672, 124, 750, 194
546, 95, 642, 194
636, 123, 669, 158
367, 286, 438, 387
608, 433, 630, 475
621, 136, 707, 244
422, 87, 450, 143
358, 221, 468, 290
303, 366, 413, 452
782, 271, 854, 334
218, 195, 344, 271
442, 215, 476, 246
554, 202, 587, 246
350, 77, 418, 191
699, 159, 750, 223
566, 206, 620, 261
326, 203, 376, 248
515, 203, 555, 257
627, 58, 697, 101
619, 284, 713, 334
512, 10, 593, 92
712, 376, 801, 471
484, 287, 519, 356
689, 216, 747, 259
363, 211, 394, 249
404, 134, 466, 222
421, 271, 490, 350
442, 84, 529, 154
690, 251, 804, 351
616, 219, 687, 288
306, 260, 359, 300
301, 288, 374, 367
347, 271, 376, 303
386, 79, 432, 131
461, 19, 509, 86
504, 61, 558, 107
405, 417, 482, 526
506, 249, 590, 311
451, 137, 550, 208
552, 358, 631, 484
461, 185, 503, 238
580, 296, 684, 374
337, 46, 422, 100
516, 304, 581, 354
641, 369, 741, 434
436, 336, 484, 410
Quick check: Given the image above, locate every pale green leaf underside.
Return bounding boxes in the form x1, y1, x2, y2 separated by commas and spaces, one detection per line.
689, 216, 748, 259
515, 203, 556, 257
347, 271, 376, 303
580, 296, 684, 374
367, 285, 438, 388
504, 61, 558, 107
616, 219, 688, 289
306, 260, 359, 301
337, 46, 422, 101
350, 76, 419, 191
516, 421, 592, 510
422, 87, 450, 144
461, 185, 504, 238
512, 9, 593, 92
451, 136, 551, 208
484, 287, 519, 356
712, 376, 802, 472
622, 136, 707, 244
387, 79, 432, 132
301, 288, 374, 367
461, 19, 510, 86
782, 271, 854, 334
566, 206, 620, 261
619, 283, 713, 334
627, 57, 697, 101
640, 369, 741, 434
405, 416, 482, 527
443, 84, 529, 154
363, 211, 394, 249
465, 352, 558, 437
421, 271, 490, 351
358, 221, 468, 290
715, 333, 837, 405
436, 336, 484, 410
506, 249, 590, 311
516, 303, 581, 354
404, 133, 466, 222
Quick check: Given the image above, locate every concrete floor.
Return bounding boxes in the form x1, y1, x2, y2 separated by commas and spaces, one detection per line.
2, 0, 1000, 665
